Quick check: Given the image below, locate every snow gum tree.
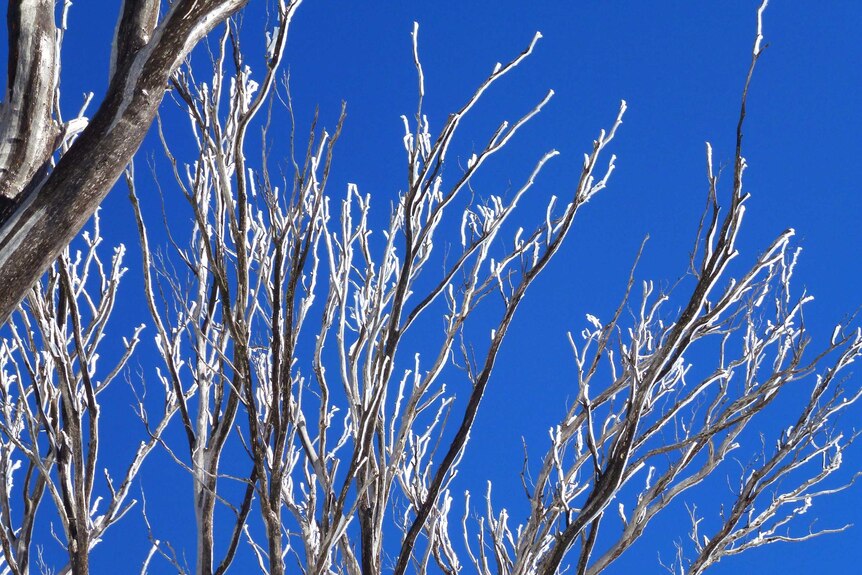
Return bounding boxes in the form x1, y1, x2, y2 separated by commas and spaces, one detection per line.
0, 1, 859, 574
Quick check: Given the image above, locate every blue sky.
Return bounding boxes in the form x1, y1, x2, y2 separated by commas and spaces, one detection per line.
3, 1, 862, 573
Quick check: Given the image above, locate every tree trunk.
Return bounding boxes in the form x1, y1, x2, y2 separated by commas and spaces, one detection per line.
0, 0, 251, 325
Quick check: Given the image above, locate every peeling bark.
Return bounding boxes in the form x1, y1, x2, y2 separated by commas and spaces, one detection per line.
0, 0, 251, 325
0, 0, 60, 203
110, 0, 161, 82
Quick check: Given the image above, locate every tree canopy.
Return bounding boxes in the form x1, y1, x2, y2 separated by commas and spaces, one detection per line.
0, 2, 860, 574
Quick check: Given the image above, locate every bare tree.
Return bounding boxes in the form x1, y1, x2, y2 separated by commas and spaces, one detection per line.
130, 15, 624, 574
0, 0, 263, 325
0, 1, 859, 574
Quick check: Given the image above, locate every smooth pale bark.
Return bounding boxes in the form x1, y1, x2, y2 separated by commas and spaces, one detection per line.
0, 0, 250, 326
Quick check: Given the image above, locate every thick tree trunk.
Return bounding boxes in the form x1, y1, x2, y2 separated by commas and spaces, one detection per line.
67, 534, 90, 575
0, 0, 251, 325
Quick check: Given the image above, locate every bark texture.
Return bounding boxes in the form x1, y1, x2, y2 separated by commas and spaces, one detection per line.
0, 1, 59, 204
0, 0, 250, 325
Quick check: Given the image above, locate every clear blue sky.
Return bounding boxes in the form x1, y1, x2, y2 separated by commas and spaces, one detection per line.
3, 1, 861, 573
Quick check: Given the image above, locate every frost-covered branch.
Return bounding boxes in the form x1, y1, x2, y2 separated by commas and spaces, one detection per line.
0, 213, 172, 575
